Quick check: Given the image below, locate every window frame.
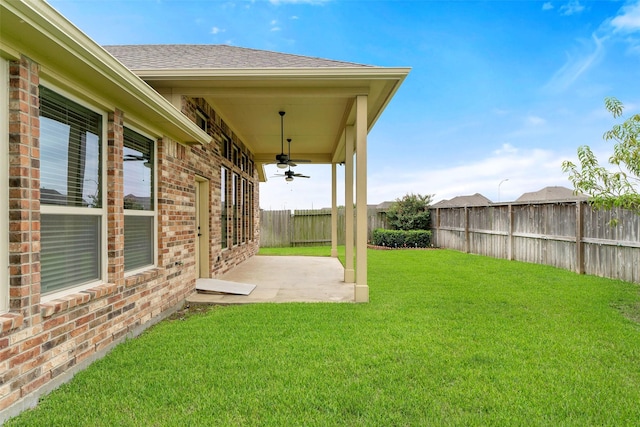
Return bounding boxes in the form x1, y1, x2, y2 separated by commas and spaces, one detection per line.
221, 166, 229, 250
0, 58, 9, 313
196, 108, 208, 133
39, 82, 108, 301
123, 125, 157, 275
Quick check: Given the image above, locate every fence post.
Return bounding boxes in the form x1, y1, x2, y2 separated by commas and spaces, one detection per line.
576, 201, 585, 274
464, 206, 470, 253
507, 204, 514, 260
435, 208, 440, 247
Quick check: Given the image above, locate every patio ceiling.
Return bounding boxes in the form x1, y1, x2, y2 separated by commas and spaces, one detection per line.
122, 67, 410, 181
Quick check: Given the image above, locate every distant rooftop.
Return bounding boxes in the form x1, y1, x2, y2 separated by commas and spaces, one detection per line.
104, 44, 374, 70
432, 193, 492, 208
516, 186, 587, 203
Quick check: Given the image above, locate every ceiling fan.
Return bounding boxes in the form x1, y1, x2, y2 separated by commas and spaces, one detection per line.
275, 111, 311, 169
273, 167, 310, 182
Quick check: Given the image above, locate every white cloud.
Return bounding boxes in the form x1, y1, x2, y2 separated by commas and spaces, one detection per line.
610, 1, 640, 33
211, 26, 225, 35
560, 0, 585, 16
368, 145, 573, 204
526, 115, 547, 126
542, 2, 554, 11
259, 146, 580, 210
544, 33, 606, 92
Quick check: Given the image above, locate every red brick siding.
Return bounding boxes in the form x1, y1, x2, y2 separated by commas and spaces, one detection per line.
1, 58, 260, 416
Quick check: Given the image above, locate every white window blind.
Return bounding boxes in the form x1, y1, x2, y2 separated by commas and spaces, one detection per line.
124, 127, 155, 272
40, 214, 101, 294
39, 86, 103, 294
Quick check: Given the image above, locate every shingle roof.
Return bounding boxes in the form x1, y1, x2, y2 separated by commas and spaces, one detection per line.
516, 186, 587, 203
104, 44, 373, 70
432, 193, 492, 208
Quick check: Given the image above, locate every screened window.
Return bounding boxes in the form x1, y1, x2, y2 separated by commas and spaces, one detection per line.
124, 128, 155, 271
39, 86, 104, 294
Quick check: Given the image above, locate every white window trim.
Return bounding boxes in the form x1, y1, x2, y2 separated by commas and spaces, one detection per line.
123, 125, 158, 276
39, 81, 108, 302
1, 58, 9, 313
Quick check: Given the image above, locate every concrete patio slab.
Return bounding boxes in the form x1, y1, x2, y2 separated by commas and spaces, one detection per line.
186, 255, 354, 305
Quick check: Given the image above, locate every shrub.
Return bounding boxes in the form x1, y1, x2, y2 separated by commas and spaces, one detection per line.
386, 193, 433, 230
372, 228, 432, 248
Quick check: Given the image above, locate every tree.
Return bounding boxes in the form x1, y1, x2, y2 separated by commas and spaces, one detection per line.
386, 193, 433, 230
562, 97, 640, 218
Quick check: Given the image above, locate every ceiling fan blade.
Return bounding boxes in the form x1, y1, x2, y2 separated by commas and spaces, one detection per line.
289, 159, 311, 163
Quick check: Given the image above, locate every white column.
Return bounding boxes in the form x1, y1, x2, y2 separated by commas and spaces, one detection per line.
344, 126, 355, 283
331, 163, 338, 258
355, 95, 369, 302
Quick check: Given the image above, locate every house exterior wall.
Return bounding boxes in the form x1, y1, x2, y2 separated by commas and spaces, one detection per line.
0, 53, 259, 419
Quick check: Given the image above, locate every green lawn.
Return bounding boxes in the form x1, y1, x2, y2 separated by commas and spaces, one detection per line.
7, 248, 640, 426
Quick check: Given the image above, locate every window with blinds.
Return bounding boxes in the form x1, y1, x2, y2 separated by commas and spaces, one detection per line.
39, 86, 104, 294
124, 128, 155, 272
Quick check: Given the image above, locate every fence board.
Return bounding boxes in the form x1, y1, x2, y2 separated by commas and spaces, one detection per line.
431, 201, 640, 284
260, 207, 388, 248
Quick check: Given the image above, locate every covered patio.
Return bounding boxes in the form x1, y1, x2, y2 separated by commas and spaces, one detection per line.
107, 45, 410, 302
187, 255, 353, 304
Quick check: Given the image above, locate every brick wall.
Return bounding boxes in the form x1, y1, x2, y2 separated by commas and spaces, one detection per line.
0, 58, 260, 418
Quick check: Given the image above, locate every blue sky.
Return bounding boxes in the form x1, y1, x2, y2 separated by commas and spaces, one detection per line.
49, 0, 640, 209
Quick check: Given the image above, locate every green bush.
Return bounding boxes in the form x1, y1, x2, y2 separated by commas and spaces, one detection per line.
372, 228, 432, 248
386, 193, 432, 230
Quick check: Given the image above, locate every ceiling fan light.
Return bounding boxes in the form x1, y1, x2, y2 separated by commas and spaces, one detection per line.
285, 176, 294, 182
277, 162, 288, 169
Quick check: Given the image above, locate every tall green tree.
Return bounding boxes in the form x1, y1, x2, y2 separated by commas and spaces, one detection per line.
386, 193, 433, 230
562, 97, 640, 216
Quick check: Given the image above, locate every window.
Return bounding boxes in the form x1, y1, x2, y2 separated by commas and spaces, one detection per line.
39, 86, 105, 295
232, 145, 240, 168
221, 135, 231, 160
1, 58, 8, 312
123, 128, 155, 272
232, 173, 239, 245
242, 178, 247, 243
248, 182, 254, 241
221, 167, 228, 249
196, 109, 208, 132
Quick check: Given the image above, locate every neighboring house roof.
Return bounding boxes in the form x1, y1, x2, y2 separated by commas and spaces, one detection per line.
375, 201, 395, 210
432, 193, 492, 208
516, 186, 587, 203
104, 44, 373, 70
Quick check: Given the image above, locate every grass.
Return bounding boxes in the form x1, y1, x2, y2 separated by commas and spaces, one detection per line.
7, 248, 640, 426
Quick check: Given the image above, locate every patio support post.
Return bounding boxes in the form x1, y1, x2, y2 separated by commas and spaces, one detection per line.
355, 94, 369, 302
331, 162, 338, 258
344, 126, 355, 283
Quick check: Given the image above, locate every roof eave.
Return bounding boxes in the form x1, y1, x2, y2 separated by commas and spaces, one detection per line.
0, 0, 211, 146
131, 67, 412, 81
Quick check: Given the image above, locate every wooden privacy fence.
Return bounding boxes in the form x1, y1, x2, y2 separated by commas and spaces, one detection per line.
432, 201, 640, 283
260, 208, 388, 248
